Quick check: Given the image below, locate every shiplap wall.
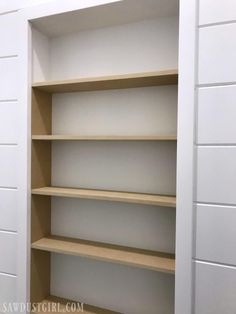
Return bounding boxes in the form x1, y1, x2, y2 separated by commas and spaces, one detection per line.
0, 7, 20, 310
194, 1, 236, 313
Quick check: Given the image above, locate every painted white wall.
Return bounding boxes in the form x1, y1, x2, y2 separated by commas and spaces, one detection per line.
194, 1, 236, 313
50, 17, 178, 80
0, 7, 21, 313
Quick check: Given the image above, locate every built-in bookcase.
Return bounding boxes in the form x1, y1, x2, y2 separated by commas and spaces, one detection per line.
30, 1, 179, 313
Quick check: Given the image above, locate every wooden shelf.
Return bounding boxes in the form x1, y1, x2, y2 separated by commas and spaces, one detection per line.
32, 70, 178, 93
32, 295, 120, 314
31, 186, 176, 207
32, 135, 177, 141
31, 236, 175, 274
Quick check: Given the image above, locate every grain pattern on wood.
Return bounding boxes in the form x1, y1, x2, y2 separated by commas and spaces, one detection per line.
31, 186, 176, 207
32, 135, 177, 141
32, 295, 121, 314
31, 236, 175, 274
32, 89, 52, 135
31, 140, 51, 189
31, 250, 50, 304
32, 70, 178, 93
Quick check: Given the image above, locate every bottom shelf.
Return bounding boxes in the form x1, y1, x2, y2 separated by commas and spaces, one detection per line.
32, 295, 120, 314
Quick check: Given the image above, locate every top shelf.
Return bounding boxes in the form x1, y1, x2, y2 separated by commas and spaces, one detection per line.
32, 70, 178, 93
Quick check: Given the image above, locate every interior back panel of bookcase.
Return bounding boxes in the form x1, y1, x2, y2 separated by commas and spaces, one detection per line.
31, 1, 179, 313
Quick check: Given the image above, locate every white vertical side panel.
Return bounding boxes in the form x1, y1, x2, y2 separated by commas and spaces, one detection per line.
175, 1, 197, 314
199, 0, 236, 25
32, 28, 50, 82
198, 24, 236, 85
16, 11, 31, 309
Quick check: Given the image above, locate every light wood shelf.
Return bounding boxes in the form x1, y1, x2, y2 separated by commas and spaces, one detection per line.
32, 295, 120, 314
32, 135, 177, 141
32, 70, 178, 93
31, 186, 176, 207
31, 236, 175, 274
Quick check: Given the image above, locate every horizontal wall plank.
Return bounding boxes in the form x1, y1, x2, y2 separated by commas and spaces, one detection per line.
0, 146, 18, 188
0, 12, 18, 57
199, 0, 236, 25
0, 57, 18, 100
195, 262, 236, 314
197, 147, 236, 205
0, 189, 17, 231
195, 204, 236, 265
0, 0, 21, 14
198, 24, 236, 85
0, 273, 17, 304
0, 102, 18, 144
0, 232, 17, 275
197, 85, 236, 144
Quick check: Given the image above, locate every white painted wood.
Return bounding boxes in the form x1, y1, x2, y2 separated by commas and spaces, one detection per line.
0, 102, 18, 144
175, 0, 196, 313
195, 262, 236, 314
51, 254, 175, 314
195, 204, 236, 265
24, 0, 121, 22
199, 0, 236, 26
50, 17, 178, 80
16, 11, 32, 307
0, 273, 17, 304
197, 147, 236, 205
0, 0, 22, 14
198, 24, 236, 85
197, 85, 236, 144
32, 28, 50, 82
0, 146, 18, 188
0, 12, 19, 57
0, 189, 17, 232
52, 198, 176, 253
0, 232, 17, 275
0, 57, 18, 100
52, 86, 177, 136
30, 0, 178, 37
52, 141, 176, 195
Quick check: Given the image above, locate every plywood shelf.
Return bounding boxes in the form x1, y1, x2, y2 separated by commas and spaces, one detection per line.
32, 70, 178, 93
32, 295, 120, 314
32, 135, 177, 141
31, 236, 175, 274
31, 186, 176, 207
